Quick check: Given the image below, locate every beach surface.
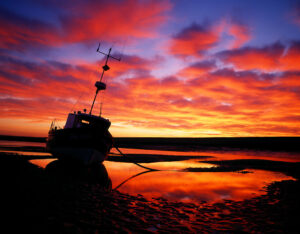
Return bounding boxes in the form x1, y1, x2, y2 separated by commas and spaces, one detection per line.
2, 148, 300, 233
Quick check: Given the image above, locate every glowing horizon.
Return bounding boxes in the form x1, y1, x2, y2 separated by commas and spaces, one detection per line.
1, 0, 300, 137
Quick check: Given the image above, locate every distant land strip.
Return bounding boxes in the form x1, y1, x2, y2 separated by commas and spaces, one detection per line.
1, 135, 299, 152
114, 137, 300, 152
0, 135, 46, 142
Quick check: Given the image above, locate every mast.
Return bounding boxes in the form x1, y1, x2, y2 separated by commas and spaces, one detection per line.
89, 44, 121, 115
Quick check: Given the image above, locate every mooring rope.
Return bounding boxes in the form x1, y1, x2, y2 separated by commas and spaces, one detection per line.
112, 142, 159, 171
113, 170, 153, 190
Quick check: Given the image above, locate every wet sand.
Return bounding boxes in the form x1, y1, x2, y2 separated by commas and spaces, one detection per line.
1, 152, 299, 233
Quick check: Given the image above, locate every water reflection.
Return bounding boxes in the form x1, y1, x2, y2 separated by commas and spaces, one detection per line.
0, 140, 45, 147
45, 160, 112, 190
28, 153, 296, 204
3, 138, 297, 204
105, 161, 295, 203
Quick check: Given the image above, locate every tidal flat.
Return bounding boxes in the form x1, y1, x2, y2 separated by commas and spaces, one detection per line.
1, 137, 300, 233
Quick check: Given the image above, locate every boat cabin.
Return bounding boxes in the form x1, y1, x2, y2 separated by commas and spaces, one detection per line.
64, 111, 111, 130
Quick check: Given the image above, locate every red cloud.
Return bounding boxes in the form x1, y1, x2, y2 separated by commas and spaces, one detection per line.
280, 41, 300, 70
168, 19, 251, 59
0, 7, 60, 50
0, 0, 171, 50
1, 2, 300, 137
101, 63, 300, 137
227, 23, 251, 49
218, 41, 300, 72
168, 22, 220, 58
100, 54, 162, 79
1, 48, 300, 137
0, 52, 161, 124
178, 60, 216, 79
217, 43, 285, 71
215, 18, 251, 49
278, 71, 300, 87
61, 0, 171, 42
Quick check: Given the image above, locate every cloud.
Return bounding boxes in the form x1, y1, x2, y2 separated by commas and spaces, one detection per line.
168, 22, 220, 58
0, 0, 171, 51
214, 17, 252, 49
178, 60, 216, 79
217, 40, 300, 72
102, 54, 162, 79
0, 7, 59, 51
279, 41, 300, 70
1, 2, 300, 137
217, 42, 285, 71
227, 23, 251, 49
60, 0, 172, 42
167, 18, 251, 59
0, 51, 162, 121
1, 50, 300, 137
1, 40, 300, 137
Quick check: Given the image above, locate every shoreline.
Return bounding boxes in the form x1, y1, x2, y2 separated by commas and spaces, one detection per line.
1, 134, 300, 152
1, 152, 299, 233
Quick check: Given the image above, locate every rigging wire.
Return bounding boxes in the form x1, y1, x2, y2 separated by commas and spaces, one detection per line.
69, 75, 95, 113
69, 39, 127, 115
69, 90, 86, 113
99, 74, 109, 116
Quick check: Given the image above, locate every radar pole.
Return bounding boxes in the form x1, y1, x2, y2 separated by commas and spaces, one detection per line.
89, 43, 121, 116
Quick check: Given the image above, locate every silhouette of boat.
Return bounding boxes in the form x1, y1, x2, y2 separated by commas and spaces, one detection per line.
45, 159, 112, 190
46, 44, 120, 165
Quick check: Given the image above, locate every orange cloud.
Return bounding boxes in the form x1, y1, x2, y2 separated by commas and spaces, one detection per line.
1, 49, 300, 137
0, 51, 165, 131
104, 65, 300, 136
1, 36, 300, 137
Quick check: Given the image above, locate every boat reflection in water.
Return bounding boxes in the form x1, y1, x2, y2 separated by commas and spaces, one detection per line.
104, 158, 296, 204
45, 159, 112, 190
28, 147, 297, 204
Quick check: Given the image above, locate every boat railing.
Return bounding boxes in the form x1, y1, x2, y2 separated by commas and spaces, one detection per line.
49, 119, 62, 131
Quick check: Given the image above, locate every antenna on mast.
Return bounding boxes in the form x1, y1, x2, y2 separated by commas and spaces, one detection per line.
89, 43, 121, 115
96, 43, 101, 52
99, 102, 103, 117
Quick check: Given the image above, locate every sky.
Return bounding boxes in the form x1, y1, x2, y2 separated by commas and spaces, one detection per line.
0, 0, 300, 137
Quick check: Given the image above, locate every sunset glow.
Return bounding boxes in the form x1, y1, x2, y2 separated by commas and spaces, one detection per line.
1, 0, 300, 137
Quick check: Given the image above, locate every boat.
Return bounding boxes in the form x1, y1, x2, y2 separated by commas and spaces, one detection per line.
46, 44, 120, 165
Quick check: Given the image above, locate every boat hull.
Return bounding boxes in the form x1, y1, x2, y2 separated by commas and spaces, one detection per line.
47, 127, 113, 165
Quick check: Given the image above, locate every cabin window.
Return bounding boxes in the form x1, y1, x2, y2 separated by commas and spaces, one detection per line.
81, 119, 90, 125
